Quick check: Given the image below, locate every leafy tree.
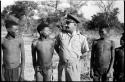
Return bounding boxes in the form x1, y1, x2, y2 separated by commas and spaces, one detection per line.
2, 1, 38, 19
87, 7, 121, 30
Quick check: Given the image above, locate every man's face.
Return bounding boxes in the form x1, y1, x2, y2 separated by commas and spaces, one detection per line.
40, 27, 51, 37
7, 25, 19, 37
99, 29, 108, 38
66, 20, 76, 32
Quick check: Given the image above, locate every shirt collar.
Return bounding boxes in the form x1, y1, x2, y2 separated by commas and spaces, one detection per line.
67, 31, 80, 37
72, 31, 80, 36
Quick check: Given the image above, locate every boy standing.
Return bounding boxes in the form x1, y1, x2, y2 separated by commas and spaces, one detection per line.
90, 27, 115, 81
1, 16, 25, 81
114, 32, 124, 82
31, 23, 55, 81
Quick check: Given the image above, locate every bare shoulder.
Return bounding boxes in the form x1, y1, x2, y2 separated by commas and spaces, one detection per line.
92, 39, 99, 45
32, 39, 38, 47
115, 46, 122, 52
115, 47, 119, 52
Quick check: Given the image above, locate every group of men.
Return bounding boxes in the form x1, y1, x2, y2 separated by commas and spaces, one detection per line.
1, 14, 124, 81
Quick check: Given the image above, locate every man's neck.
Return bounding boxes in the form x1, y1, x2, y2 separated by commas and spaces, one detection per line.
39, 35, 49, 40
100, 36, 109, 40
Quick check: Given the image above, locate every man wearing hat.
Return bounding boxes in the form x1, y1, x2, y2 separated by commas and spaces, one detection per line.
55, 14, 89, 81
1, 15, 25, 81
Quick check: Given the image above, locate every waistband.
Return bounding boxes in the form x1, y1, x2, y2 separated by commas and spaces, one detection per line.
35, 64, 52, 72
2, 64, 21, 69
59, 59, 79, 66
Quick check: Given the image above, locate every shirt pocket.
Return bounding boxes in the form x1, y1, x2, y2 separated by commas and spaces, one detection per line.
71, 39, 81, 51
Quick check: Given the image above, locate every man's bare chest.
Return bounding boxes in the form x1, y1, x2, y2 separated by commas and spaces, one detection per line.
2, 39, 20, 49
36, 40, 54, 50
95, 41, 111, 50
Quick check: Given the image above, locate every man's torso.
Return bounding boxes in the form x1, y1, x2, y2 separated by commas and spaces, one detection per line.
33, 38, 55, 66
1, 37, 21, 69
93, 39, 112, 69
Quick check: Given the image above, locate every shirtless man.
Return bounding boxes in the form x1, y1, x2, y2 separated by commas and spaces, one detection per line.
90, 27, 115, 81
1, 17, 25, 81
113, 33, 124, 82
31, 23, 55, 81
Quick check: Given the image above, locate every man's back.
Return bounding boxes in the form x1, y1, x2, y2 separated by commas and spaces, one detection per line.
32, 38, 55, 66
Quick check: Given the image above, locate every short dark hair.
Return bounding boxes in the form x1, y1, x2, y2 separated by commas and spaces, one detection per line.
37, 23, 49, 33
5, 20, 18, 29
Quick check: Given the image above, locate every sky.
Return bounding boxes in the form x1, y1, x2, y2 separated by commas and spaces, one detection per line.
1, 0, 124, 23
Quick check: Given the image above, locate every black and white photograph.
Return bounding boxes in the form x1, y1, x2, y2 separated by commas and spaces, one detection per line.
1, 0, 124, 81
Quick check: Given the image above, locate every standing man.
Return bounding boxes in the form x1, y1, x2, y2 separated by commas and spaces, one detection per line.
55, 14, 89, 81
113, 32, 124, 82
31, 23, 55, 81
1, 15, 25, 81
90, 27, 115, 82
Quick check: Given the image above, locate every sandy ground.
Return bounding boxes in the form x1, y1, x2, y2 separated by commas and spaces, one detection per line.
1, 31, 121, 81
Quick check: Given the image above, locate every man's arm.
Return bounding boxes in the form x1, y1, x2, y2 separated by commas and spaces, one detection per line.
107, 41, 115, 74
54, 34, 60, 55
90, 40, 95, 78
81, 36, 89, 58
90, 41, 95, 71
113, 49, 118, 73
31, 40, 37, 70
1, 38, 5, 81
20, 38, 25, 77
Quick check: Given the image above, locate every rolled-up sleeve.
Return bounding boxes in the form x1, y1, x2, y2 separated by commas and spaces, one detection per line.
81, 36, 89, 53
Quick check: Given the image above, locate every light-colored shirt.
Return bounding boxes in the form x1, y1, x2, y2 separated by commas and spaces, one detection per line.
57, 31, 89, 61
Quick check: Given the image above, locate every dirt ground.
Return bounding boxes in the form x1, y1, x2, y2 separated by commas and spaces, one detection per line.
1, 31, 121, 81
